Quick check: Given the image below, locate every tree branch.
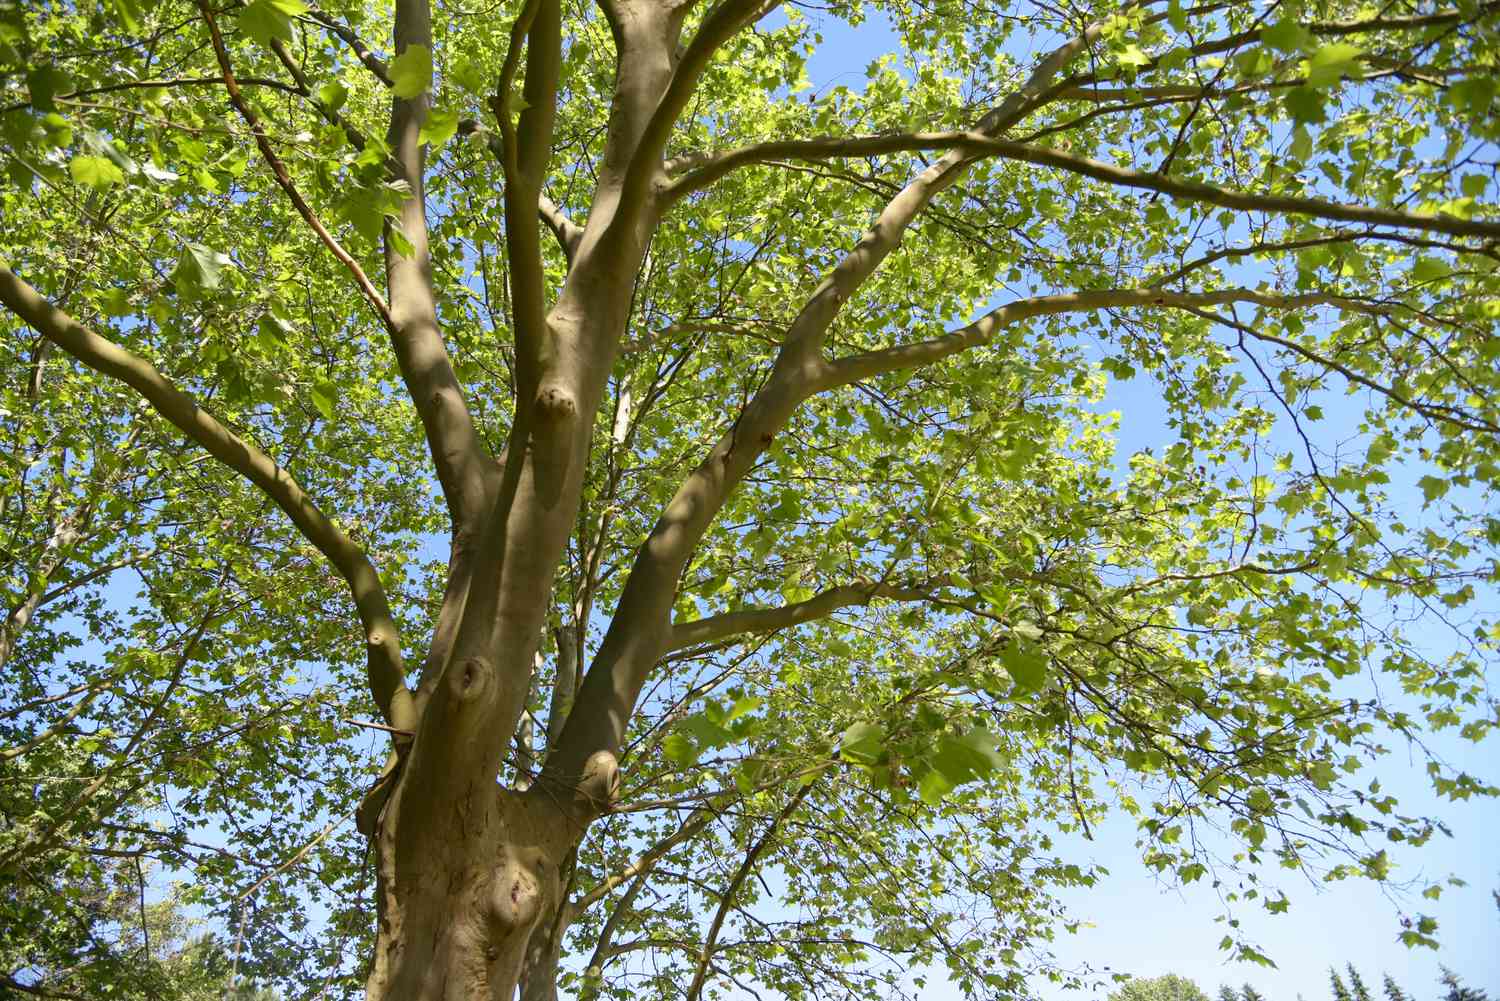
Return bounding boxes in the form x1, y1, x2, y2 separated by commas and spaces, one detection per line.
195, 1, 394, 327
538, 192, 583, 264
821, 287, 1423, 387
607, 0, 780, 232
0, 266, 412, 729
684, 783, 814, 1001
665, 581, 935, 652
666, 130, 1500, 240
493, 0, 563, 401
574, 803, 717, 911
544, 16, 1109, 794
384, 0, 496, 528
305, 6, 392, 86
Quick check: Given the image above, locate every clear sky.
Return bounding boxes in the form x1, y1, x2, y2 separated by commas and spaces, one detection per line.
789, 5, 1500, 1000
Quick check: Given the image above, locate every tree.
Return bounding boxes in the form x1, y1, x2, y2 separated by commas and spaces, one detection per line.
1333, 969, 1356, 1001
2, 0, 1498, 998
1348, 965, 1374, 1001
1111, 974, 1211, 1001
1440, 969, 1492, 1001
1, 860, 275, 1001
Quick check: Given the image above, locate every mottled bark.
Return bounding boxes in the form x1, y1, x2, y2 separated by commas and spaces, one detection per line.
364, 788, 574, 1001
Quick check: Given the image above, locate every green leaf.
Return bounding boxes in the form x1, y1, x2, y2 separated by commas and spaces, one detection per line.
418, 107, 460, 149
1114, 44, 1150, 70
680, 713, 731, 748
309, 380, 337, 421
239, 0, 294, 47
1166, 0, 1187, 31
1305, 42, 1363, 88
1010, 620, 1043, 642
1262, 19, 1311, 53
451, 58, 487, 94
172, 243, 231, 293
918, 766, 954, 806
839, 721, 885, 765
256, 313, 293, 349
100, 288, 132, 317
662, 733, 698, 766
1000, 639, 1047, 692
108, 0, 144, 31
69, 154, 123, 189
390, 44, 433, 99
724, 695, 763, 723
1288, 126, 1311, 163
1410, 257, 1451, 284
81, 130, 138, 177
1283, 85, 1326, 124
1416, 475, 1449, 504
932, 728, 1006, 786
26, 66, 71, 111
317, 81, 348, 111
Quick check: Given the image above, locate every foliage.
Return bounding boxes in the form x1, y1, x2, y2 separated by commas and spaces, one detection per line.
1, 0, 1498, 997
1111, 973, 1211, 1001
1438, 970, 1493, 1001
1311, 966, 1491, 1001
2, 862, 275, 1000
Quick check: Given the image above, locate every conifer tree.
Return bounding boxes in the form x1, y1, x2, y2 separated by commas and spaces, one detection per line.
1331, 969, 1355, 1001
1348, 965, 1374, 1001
1382, 973, 1411, 1001
1440, 969, 1492, 1001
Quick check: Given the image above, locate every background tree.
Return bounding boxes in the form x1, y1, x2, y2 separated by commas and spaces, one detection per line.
1110, 973, 1212, 1001
1440, 970, 1493, 1001
2, 861, 276, 1001
2, 0, 1498, 999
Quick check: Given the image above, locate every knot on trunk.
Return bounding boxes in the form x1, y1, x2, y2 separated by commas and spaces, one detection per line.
449, 657, 491, 703
578, 749, 621, 815
531, 383, 579, 505
488, 858, 545, 934
533, 383, 577, 421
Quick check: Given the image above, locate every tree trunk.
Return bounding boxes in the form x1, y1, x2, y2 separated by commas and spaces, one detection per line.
518, 899, 569, 1001
364, 785, 576, 1001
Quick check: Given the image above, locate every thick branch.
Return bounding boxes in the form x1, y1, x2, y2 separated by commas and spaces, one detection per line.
385, 0, 495, 527
608, 0, 777, 232
0, 267, 411, 728
545, 18, 1107, 790
666, 582, 932, 652
667, 131, 1500, 241
823, 287, 1420, 386
494, 0, 563, 397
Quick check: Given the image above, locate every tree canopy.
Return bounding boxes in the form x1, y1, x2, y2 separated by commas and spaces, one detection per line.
1, 0, 1498, 998
1112, 973, 1212, 1001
